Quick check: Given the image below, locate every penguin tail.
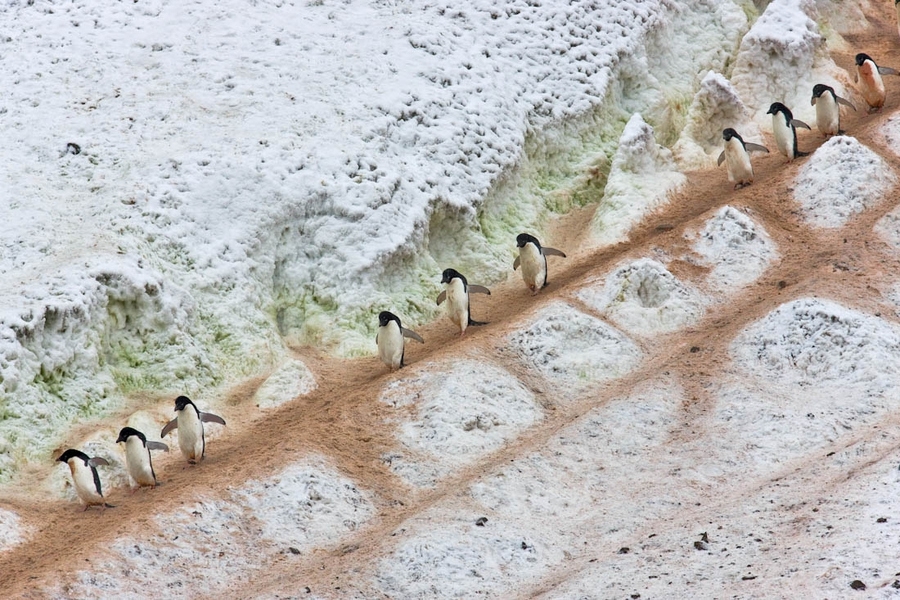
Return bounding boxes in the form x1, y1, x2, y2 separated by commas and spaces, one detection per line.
797, 150, 809, 158
103, 503, 116, 509
468, 318, 488, 327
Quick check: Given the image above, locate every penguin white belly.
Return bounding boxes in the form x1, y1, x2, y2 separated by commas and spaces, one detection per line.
178, 409, 204, 462
125, 437, 156, 487
519, 244, 546, 292
724, 138, 753, 185
377, 321, 404, 370
69, 461, 103, 506
445, 279, 468, 333
859, 63, 885, 108
815, 94, 840, 135
772, 116, 794, 160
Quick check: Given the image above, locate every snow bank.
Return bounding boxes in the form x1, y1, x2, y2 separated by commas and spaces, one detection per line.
252, 359, 316, 409
688, 205, 777, 294
590, 114, 687, 246
731, 0, 843, 124
576, 258, 705, 335
49, 456, 373, 597
379, 359, 542, 488
506, 302, 643, 393
794, 136, 896, 228
0, 507, 25, 554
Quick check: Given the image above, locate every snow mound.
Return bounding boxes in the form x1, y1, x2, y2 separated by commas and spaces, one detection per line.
877, 114, 900, 159
794, 136, 896, 228
673, 71, 762, 168
51, 457, 372, 597
590, 114, 686, 246
507, 303, 642, 392
689, 205, 777, 293
253, 359, 317, 409
0, 508, 25, 554
379, 359, 541, 488
730, 0, 841, 123
732, 298, 900, 389
576, 258, 704, 335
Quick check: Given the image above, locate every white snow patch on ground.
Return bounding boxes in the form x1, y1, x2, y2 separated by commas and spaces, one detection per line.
506, 302, 642, 393
48, 456, 373, 597
731, 0, 842, 123
253, 359, 317, 409
688, 205, 777, 294
590, 114, 686, 246
575, 258, 705, 336
379, 359, 541, 488
0, 507, 25, 553
794, 136, 896, 228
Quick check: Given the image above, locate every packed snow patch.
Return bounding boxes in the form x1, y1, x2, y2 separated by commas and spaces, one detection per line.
379, 359, 541, 488
0, 507, 26, 553
253, 359, 316, 409
794, 136, 896, 227
590, 114, 687, 246
507, 302, 642, 393
576, 258, 705, 335
50, 457, 373, 597
688, 205, 777, 294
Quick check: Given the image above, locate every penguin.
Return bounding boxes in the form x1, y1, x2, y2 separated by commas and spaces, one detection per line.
855, 53, 898, 112
57, 449, 112, 510
376, 310, 424, 371
161, 396, 226, 464
766, 102, 810, 162
513, 233, 567, 295
116, 427, 169, 490
717, 128, 769, 189
811, 84, 856, 136
436, 268, 491, 336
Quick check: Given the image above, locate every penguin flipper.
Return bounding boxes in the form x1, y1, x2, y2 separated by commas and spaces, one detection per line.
716, 151, 726, 166
878, 66, 899, 76
467, 284, 491, 295
401, 328, 425, 343
200, 412, 226, 426
744, 143, 770, 154
161, 418, 178, 438
791, 119, 811, 130
541, 247, 567, 258
837, 96, 857, 111
513, 256, 521, 270
88, 457, 109, 468
146, 441, 170, 452
436, 290, 447, 305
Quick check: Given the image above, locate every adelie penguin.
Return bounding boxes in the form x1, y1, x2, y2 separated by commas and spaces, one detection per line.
855, 53, 898, 113
116, 426, 169, 491
57, 449, 113, 511
513, 233, 566, 295
376, 311, 424, 372
811, 84, 856, 136
436, 268, 491, 336
161, 396, 226, 464
717, 128, 769, 189
766, 102, 810, 162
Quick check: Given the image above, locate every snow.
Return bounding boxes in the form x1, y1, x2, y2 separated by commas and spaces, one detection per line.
253, 359, 316, 409
794, 136, 897, 228
0, 508, 25, 554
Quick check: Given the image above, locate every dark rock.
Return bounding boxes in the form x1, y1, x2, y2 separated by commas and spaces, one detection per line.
618, 547, 630, 554
289, 547, 301, 555
850, 580, 866, 591
475, 517, 488, 527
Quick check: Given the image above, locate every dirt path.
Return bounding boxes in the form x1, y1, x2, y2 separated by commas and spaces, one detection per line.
3, 4, 900, 598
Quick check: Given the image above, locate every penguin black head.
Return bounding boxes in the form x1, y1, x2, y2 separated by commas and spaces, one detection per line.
722, 128, 742, 142
811, 83, 832, 99
57, 448, 90, 464
116, 426, 147, 445
441, 268, 466, 285
173, 395, 196, 412
516, 233, 541, 249
855, 53, 873, 67
766, 102, 789, 116
378, 311, 400, 328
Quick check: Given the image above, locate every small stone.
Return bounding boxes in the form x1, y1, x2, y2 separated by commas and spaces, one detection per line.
777, 280, 787, 289
693, 541, 707, 551
618, 547, 630, 554
850, 580, 866, 591
892, 580, 900, 589
690, 346, 700, 353
877, 517, 888, 523
700, 532, 709, 543
475, 517, 488, 527
66, 142, 81, 155
289, 547, 301, 555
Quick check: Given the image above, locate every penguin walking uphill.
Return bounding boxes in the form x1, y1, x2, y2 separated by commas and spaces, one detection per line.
811, 84, 856, 136
116, 427, 169, 491
767, 102, 810, 162
376, 310, 424, 372
855, 53, 899, 113
513, 233, 567, 295
717, 128, 769, 189
436, 268, 491, 336
161, 396, 226, 464
57, 449, 112, 511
